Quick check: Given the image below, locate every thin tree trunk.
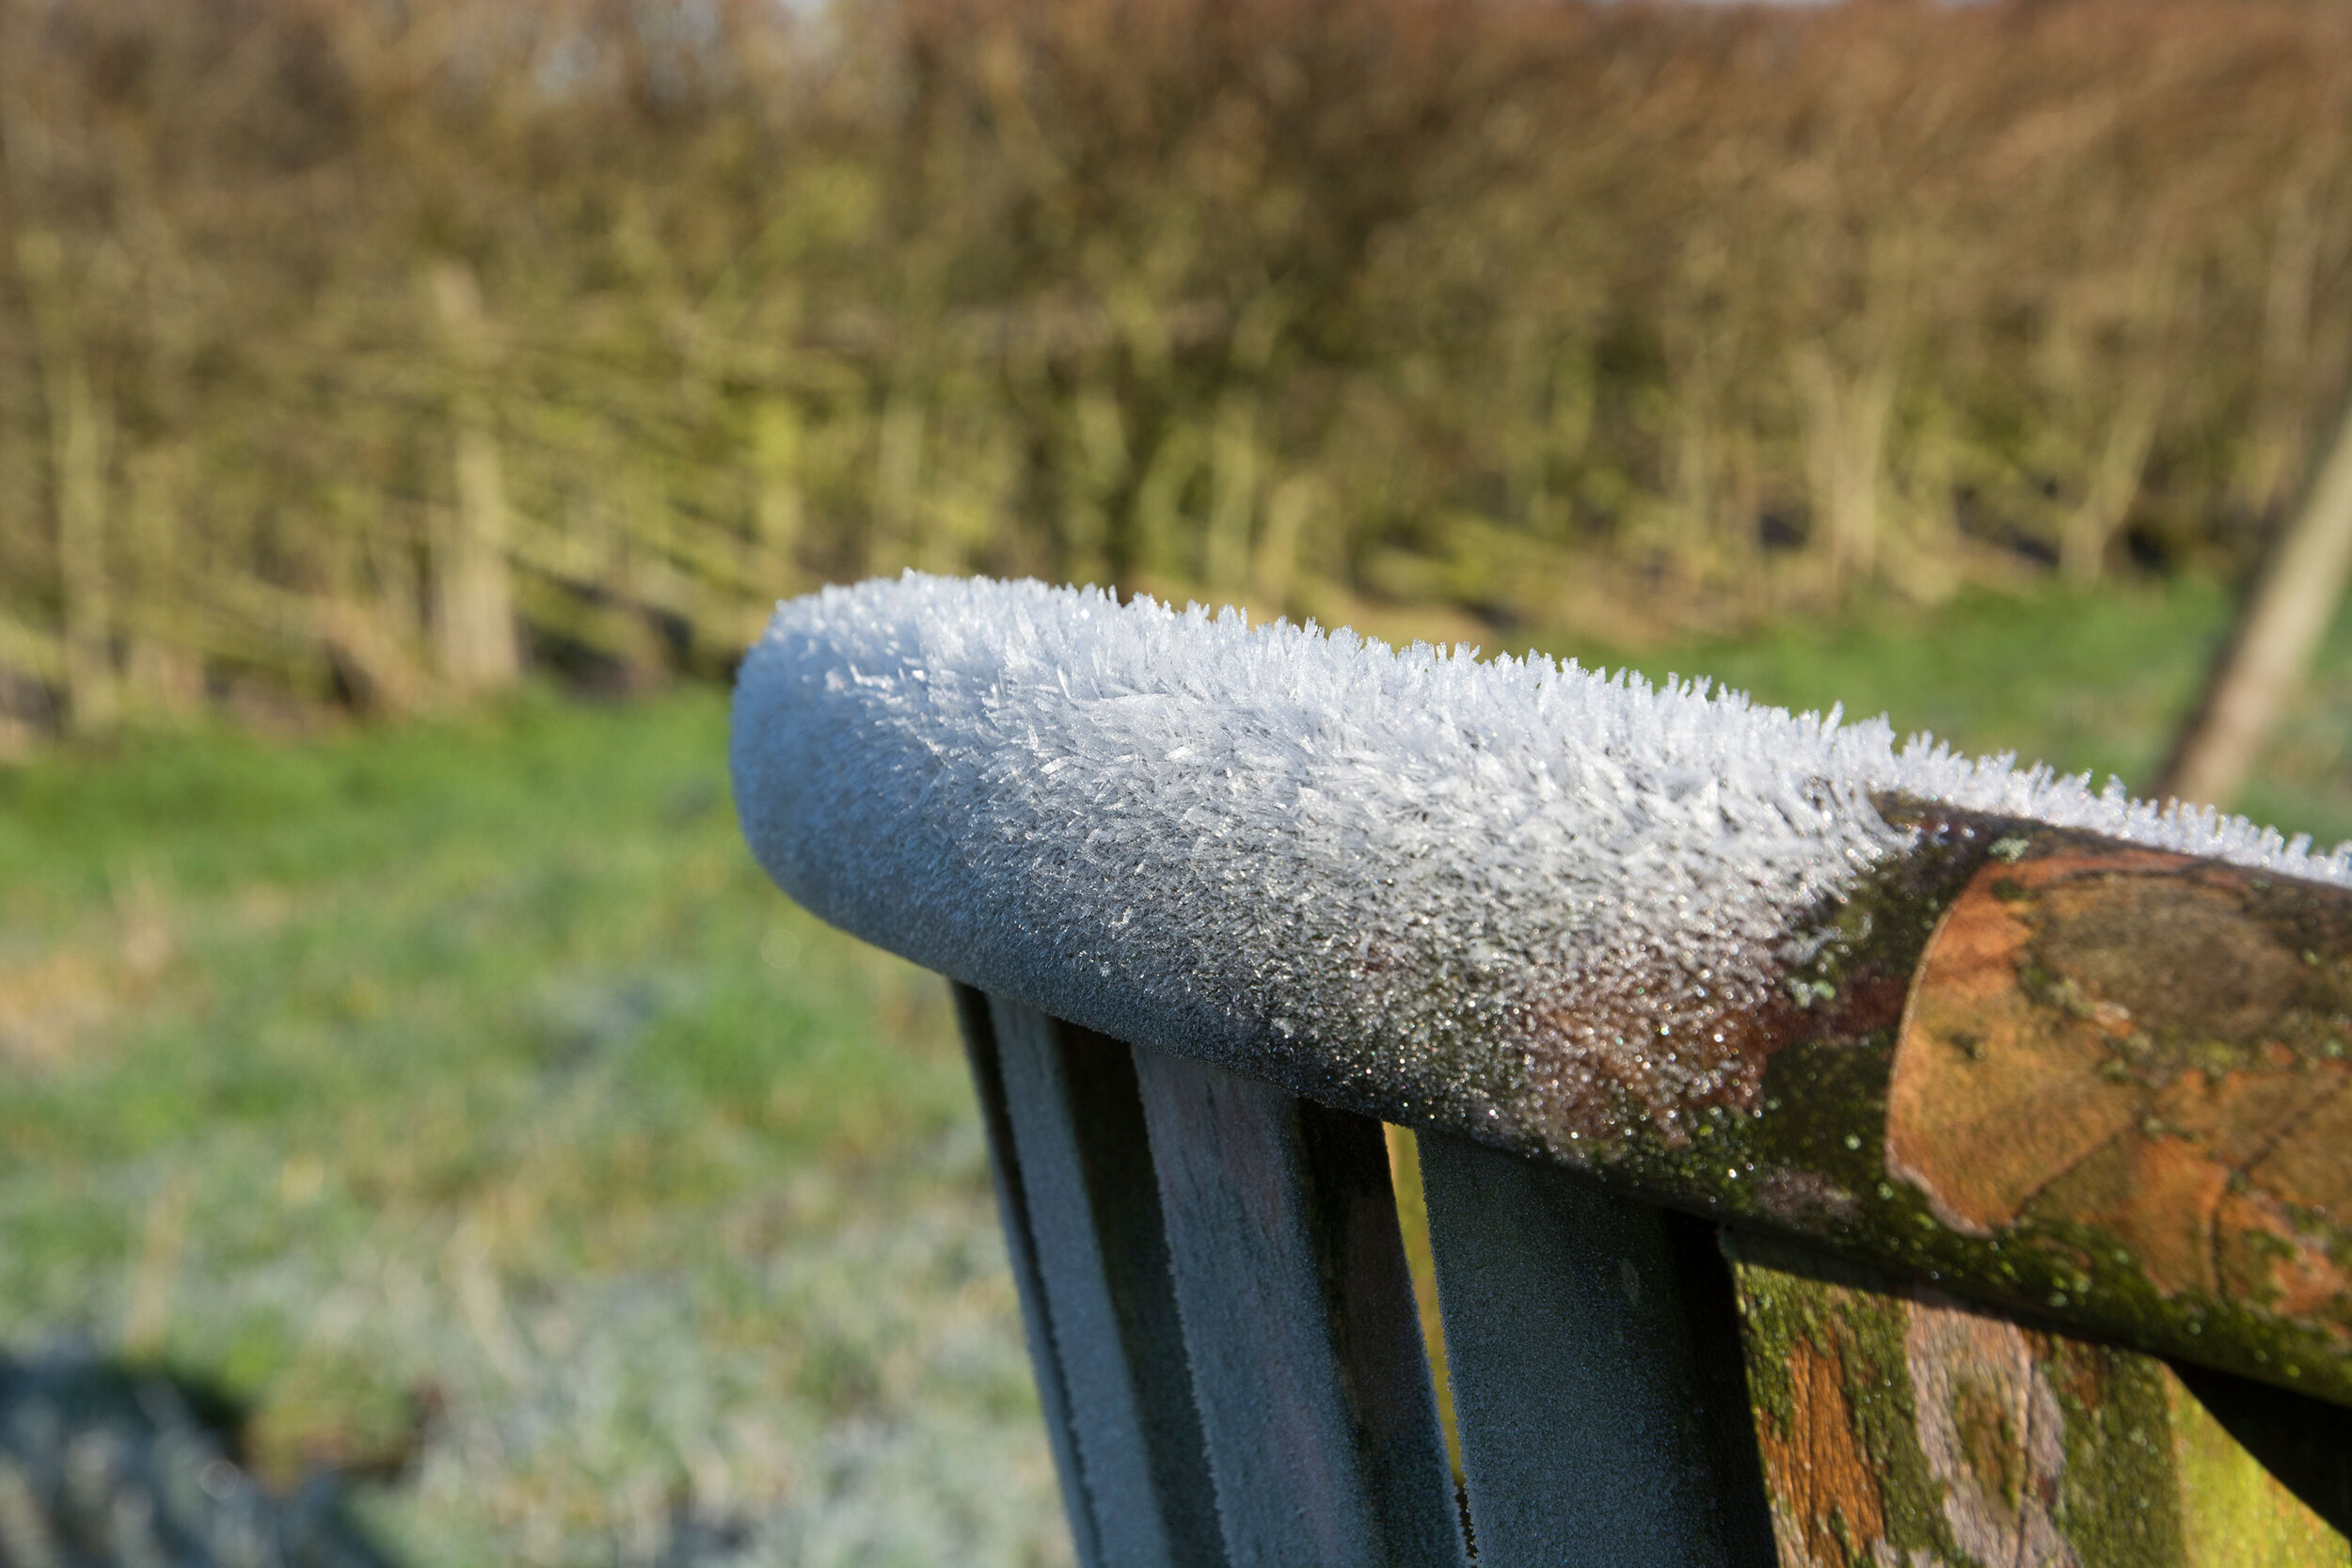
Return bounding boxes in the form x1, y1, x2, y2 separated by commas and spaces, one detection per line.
870, 394, 925, 578
1794, 347, 1896, 591
2058, 374, 2161, 587
50, 351, 118, 733
1204, 393, 1259, 601
2152, 396, 2352, 809
1251, 471, 1322, 612
427, 260, 520, 694
120, 446, 201, 717
1062, 389, 1127, 589
319, 594, 428, 716
751, 396, 806, 594
10, 220, 119, 734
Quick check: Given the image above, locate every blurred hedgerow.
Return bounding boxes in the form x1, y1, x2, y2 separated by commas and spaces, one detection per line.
0, 0, 2347, 742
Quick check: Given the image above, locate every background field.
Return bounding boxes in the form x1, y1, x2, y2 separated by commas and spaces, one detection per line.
4, 583, 2348, 1566
0, 682, 1065, 1566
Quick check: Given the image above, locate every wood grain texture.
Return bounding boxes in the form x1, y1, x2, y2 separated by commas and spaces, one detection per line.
1131, 1047, 1466, 1568
1884, 838, 2351, 1367
1725, 1234, 2351, 1568
988, 998, 1224, 1567
1418, 1132, 1774, 1567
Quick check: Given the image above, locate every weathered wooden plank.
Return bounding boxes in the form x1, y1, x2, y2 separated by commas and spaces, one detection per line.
1879, 826, 2352, 1395
986, 997, 1225, 1568
1417, 1131, 1774, 1567
952, 983, 1104, 1567
1724, 1231, 2352, 1568
1130, 1047, 1467, 1568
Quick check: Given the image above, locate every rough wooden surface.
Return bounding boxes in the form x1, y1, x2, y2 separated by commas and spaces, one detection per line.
987, 998, 1224, 1567
1884, 832, 2350, 1385
1131, 1048, 1466, 1568
1519, 804, 2352, 1412
941, 804, 2350, 1409
1724, 1232, 2351, 1568
1418, 1131, 1774, 1566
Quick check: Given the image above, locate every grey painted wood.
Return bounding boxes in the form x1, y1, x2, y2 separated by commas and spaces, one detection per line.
1130, 1047, 1467, 1568
987, 997, 1225, 1568
952, 983, 1104, 1567
1418, 1132, 1775, 1568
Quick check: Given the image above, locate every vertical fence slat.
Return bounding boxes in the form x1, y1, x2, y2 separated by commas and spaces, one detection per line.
953, 983, 1105, 1567
986, 997, 1226, 1568
1418, 1132, 1775, 1568
1130, 1048, 1468, 1568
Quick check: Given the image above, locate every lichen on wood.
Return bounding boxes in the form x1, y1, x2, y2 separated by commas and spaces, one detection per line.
1724, 1234, 2350, 1568
1884, 832, 2351, 1354
1553, 802, 2352, 1412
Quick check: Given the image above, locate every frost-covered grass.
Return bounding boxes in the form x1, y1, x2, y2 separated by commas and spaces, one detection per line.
0, 688, 1070, 1566
0, 578, 2345, 1567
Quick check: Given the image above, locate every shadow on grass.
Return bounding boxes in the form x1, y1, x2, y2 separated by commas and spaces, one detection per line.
0, 1350, 397, 1568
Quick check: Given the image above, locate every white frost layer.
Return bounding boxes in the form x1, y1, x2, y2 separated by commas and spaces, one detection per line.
731, 573, 2350, 1132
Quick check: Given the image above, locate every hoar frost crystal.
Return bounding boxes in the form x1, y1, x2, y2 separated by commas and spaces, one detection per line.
730, 573, 2350, 1151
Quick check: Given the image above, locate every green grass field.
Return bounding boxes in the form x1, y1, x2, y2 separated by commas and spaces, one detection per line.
1542, 575, 2352, 849
0, 690, 1065, 1566
0, 578, 2346, 1566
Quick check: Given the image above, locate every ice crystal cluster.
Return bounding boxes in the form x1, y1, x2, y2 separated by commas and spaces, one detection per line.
732, 573, 2352, 1140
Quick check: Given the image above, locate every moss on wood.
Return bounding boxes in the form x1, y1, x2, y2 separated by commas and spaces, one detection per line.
1477, 802, 2352, 1411
1725, 1235, 2349, 1568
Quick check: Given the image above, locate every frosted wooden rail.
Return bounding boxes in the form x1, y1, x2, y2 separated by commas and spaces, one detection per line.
733, 575, 2352, 1565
